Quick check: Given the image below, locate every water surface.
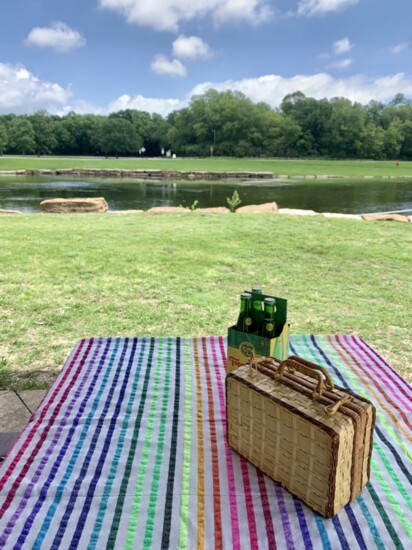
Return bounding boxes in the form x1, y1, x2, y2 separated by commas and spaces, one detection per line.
0, 176, 411, 215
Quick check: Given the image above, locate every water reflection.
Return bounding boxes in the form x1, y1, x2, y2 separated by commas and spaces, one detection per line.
0, 176, 411, 215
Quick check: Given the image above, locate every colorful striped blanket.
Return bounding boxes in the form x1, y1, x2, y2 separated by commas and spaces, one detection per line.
0, 335, 411, 549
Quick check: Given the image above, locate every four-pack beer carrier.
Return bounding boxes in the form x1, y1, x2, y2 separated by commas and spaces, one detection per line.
227, 287, 290, 372
226, 288, 376, 518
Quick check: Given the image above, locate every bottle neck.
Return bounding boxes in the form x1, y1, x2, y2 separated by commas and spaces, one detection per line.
263, 302, 275, 319
240, 298, 250, 314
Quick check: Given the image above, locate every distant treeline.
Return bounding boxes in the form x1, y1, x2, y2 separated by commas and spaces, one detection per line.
1, 89, 412, 160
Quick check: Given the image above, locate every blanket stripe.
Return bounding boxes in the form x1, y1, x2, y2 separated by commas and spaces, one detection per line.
193, 337, 205, 549
33, 337, 123, 549
291, 335, 411, 549
106, 336, 155, 548
0, 335, 411, 549
0, 337, 92, 499
88, 336, 148, 549
213, 336, 241, 549
202, 337, 223, 549
160, 337, 181, 549
1, 337, 109, 548
177, 338, 192, 550
124, 336, 168, 548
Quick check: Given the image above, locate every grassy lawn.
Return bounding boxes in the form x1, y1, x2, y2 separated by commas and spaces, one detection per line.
1, 212, 411, 389
2, 156, 412, 177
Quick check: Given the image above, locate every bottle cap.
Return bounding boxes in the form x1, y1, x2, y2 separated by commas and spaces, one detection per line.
241, 292, 252, 300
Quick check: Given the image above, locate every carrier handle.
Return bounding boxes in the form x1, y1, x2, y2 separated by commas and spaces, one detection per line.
276, 355, 334, 400
325, 394, 352, 416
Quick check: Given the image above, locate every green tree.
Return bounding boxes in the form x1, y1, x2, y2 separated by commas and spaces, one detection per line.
110, 110, 170, 156
399, 120, 412, 159
29, 111, 57, 155
384, 119, 404, 159
280, 91, 307, 114
93, 117, 142, 157
76, 114, 103, 155
8, 118, 36, 155
260, 110, 302, 157
0, 122, 8, 155
360, 123, 385, 159
280, 93, 332, 156
364, 100, 385, 127
389, 93, 411, 107
53, 112, 101, 155
324, 98, 365, 158
188, 89, 263, 156
150, 113, 172, 153
53, 115, 78, 154
167, 108, 198, 155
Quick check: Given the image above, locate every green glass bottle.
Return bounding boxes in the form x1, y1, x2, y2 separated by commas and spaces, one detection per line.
251, 286, 263, 311
259, 297, 276, 338
235, 292, 253, 333
250, 286, 263, 327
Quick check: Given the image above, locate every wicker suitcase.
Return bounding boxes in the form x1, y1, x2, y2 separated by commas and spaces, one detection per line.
226, 355, 375, 518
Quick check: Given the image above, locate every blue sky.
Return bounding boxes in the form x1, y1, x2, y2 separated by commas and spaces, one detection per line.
1, 0, 412, 116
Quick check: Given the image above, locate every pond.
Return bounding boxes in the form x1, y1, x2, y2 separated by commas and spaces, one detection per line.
0, 176, 411, 215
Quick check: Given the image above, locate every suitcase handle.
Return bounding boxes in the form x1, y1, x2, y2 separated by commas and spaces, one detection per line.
249, 355, 351, 414
325, 394, 352, 416
248, 354, 334, 400
276, 356, 334, 400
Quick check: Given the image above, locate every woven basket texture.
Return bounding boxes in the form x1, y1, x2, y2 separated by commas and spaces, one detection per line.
226, 362, 375, 517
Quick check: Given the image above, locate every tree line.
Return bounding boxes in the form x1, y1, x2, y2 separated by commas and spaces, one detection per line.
0, 89, 412, 160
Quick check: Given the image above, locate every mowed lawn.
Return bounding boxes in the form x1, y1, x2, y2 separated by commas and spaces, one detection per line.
2, 156, 412, 177
1, 211, 411, 388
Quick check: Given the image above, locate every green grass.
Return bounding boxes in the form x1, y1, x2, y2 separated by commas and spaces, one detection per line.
2, 156, 412, 177
1, 212, 411, 389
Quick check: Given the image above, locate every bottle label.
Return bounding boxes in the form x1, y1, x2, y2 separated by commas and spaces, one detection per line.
266, 323, 274, 332
245, 317, 252, 327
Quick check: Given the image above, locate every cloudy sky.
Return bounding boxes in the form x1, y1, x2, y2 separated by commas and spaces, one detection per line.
1, 0, 412, 116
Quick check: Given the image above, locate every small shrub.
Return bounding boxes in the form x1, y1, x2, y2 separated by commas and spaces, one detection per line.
227, 190, 242, 213
179, 200, 199, 211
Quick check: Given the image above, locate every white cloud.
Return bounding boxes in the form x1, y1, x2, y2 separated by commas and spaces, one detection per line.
25, 21, 86, 53
2, 61, 412, 118
391, 42, 408, 54
52, 95, 184, 117
0, 63, 72, 114
298, 0, 358, 17
151, 55, 187, 77
107, 94, 184, 116
213, 0, 273, 26
99, 0, 272, 32
189, 72, 412, 109
333, 38, 353, 55
329, 57, 352, 69
173, 35, 211, 60
66, 73, 412, 116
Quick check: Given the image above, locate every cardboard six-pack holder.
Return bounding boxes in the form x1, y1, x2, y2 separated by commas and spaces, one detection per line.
226, 292, 289, 372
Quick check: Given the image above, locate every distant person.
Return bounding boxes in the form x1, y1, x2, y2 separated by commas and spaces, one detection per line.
396, 160, 400, 166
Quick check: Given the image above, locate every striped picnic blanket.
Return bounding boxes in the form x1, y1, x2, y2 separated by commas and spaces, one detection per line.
0, 335, 411, 549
